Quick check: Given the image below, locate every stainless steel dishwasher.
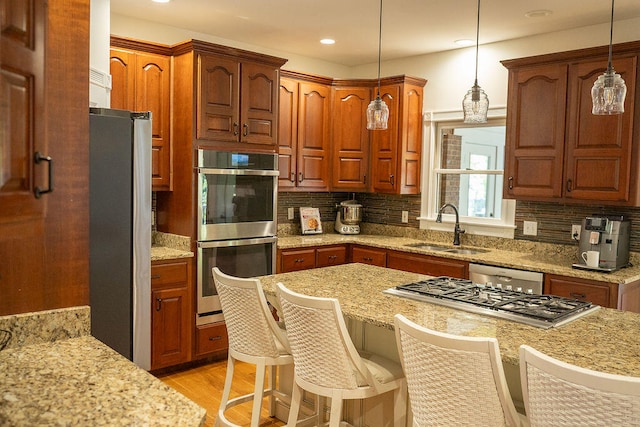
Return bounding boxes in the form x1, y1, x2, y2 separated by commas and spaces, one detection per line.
469, 263, 544, 295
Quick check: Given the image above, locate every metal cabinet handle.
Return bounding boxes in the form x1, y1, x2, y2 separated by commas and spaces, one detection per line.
290, 172, 295, 182
156, 298, 162, 311
566, 179, 572, 193
34, 152, 53, 199
243, 123, 249, 136
328, 255, 337, 260
389, 174, 395, 186
233, 123, 239, 136
151, 274, 161, 280
208, 335, 222, 341
508, 176, 513, 190
294, 258, 306, 263
570, 292, 586, 300
298, 172, 303, 183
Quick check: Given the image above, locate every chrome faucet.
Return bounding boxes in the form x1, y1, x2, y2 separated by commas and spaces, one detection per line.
436, 203, 465, 246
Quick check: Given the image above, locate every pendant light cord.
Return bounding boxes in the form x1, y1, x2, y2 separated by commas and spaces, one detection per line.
376, 0, 383, 97
607, 0, 615, 72
474, 0, 481, 86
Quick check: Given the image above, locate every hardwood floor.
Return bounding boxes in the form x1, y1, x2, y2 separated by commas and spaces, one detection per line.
156, 358, 285, 427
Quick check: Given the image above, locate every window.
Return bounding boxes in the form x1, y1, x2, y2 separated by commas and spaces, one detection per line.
420, 113, 516, 238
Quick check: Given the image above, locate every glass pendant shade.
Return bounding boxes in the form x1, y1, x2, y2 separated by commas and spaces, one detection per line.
592, 69, 627, 114
463, 83, 489, 123
367, 96, 389, 130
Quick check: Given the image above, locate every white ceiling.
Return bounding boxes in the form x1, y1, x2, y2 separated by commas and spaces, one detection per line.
110, 0, 640, 67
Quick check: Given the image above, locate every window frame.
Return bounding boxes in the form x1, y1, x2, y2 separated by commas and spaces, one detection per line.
419, 108, 516, 239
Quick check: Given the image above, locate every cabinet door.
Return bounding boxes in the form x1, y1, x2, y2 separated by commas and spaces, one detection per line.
280, 248, 316, 272
197, 54, 240, 142
136, 52, 171, 190
351, 246, 387, 267
564, 56, 637, 203
316, 245, 347, 268
331, 87, 371, 191
504, 63, 567, 199
241, 61, 280, 146
370, 84, 401, 193
297, 82, 331, 190
398, 83, 423, 194
195, 322, 229, 357
109, 49, 136, 110
387, 251, 468, 278
545, 274, 616, 308
152, 286, 190, 369
278, 78, 298, 190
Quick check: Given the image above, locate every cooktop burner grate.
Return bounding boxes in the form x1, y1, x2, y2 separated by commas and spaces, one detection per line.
385, 276, 600, 328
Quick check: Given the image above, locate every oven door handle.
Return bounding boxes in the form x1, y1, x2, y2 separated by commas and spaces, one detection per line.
197, 167, 279, 177
198, 236, 278, 249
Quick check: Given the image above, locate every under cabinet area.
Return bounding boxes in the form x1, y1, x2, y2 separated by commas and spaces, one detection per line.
502, 41, 640, 205
151, 258, 193, 370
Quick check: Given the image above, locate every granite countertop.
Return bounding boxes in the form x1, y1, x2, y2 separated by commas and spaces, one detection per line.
0, 307, 206, 426
276, 233, 640, 285
152, 231, 193, 261
259, 263, 640, 376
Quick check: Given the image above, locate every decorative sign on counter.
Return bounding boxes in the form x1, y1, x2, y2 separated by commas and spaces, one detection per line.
300, 207, 322, 234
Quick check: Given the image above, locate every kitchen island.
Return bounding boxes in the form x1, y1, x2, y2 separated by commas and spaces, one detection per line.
259, 263, 640, 419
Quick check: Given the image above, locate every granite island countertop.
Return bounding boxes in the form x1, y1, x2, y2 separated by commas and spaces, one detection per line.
258, 263, 640, 377
277, 233, 640, 285
0, 307, 206, 426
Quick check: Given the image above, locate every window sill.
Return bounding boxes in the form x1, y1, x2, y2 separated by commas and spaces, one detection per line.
418, 217, 516, 239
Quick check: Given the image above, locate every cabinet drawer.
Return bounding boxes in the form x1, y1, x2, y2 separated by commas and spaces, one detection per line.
546, 275, 614, 308
316, 246, 347, 268
387, 250, 468, 278
151, 260, 189, 289
196, 322, 229, 356
281, 248, 316, 272
351, 246, 386, 267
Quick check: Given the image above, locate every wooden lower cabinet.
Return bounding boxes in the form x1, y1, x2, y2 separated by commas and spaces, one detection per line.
151, 258, 193, 370
350, 245, 387, 267
278, 245, 347, 273
545, 274, 617, 308
195, 321, 229, 357
316, 245, 348, 268
386, 250, 468, 279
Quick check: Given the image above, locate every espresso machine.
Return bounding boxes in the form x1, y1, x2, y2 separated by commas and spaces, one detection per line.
572, 215, 631, 272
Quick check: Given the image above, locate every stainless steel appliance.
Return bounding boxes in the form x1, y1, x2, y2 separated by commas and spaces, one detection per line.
335, 198, 362, 234
89, 108, 152, 370
196, 149, 278, 325
573, 215, 631, 272
469, 263, 543, 295
384, 276, 600, 329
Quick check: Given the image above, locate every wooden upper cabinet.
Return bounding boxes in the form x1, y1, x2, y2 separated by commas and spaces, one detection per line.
502, 41, 640, 205
278, 77, 298, 190
331, 86, 371, 192
370, 77, 426, 194
110, 39, 172, 191
504, 63, 568, 199
197, 54, 281, 147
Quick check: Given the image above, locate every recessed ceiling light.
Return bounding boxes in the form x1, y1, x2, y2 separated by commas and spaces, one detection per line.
525, 9, 552, 18
455, 39, 475, 47
320, 38, 336, 45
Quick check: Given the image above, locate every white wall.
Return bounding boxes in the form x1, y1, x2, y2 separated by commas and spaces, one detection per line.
90, 0, 112, 107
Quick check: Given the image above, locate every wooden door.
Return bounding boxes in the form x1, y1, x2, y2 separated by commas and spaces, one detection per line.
331, 86, 371, 191
152, 287, 190, 369
241, 61, 280, 146
296, 82, 330, 191
0, 0, 90, 315
278, 78, 298, 190
136, 52, 172, 190
197, 54, 240, 142
504, 63, 568, 199
564, 56, 637, 203
398, 83, 423, 194
370, 84, 401, 193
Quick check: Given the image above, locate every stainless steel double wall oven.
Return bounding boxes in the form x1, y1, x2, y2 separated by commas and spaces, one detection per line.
196, 149, 278, 325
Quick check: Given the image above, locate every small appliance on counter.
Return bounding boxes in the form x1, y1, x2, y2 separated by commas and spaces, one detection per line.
572, 215, 631, 272
335, 198, 362, 235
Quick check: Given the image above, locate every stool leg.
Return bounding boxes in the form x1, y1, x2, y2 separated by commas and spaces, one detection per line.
329, 396, 343, 427
287, 381, 303, 427
268, 365, 277, 416
251, 361, 267, 427
217, 355, 236, 427
393, 381, 407, 427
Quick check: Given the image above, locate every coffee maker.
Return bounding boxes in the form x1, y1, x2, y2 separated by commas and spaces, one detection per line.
572, 215, 631, 272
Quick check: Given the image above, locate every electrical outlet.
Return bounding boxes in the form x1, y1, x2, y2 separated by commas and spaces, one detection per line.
287, 207, 295, 220
401, 211, 409, 223
571, 224, 581, 240
523, 220, 538, 236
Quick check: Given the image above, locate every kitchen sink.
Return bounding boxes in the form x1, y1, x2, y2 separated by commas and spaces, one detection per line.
404, 243, 451, 251
443, 248, 489, 255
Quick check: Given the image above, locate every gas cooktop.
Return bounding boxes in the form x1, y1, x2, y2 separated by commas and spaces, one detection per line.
384, 276, 600, 329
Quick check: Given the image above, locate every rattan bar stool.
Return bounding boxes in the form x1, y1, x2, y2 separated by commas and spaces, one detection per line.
212, 267, 293, 427
394, 314, 527, 427
276, 282, 407, 427
520, 344, 640, 426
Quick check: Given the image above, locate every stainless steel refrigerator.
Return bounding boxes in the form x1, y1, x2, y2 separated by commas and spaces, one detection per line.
89, 108, 152, 370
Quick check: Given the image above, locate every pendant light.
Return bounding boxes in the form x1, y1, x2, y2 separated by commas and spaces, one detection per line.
591, 0, 626, 115
462, 0, 489, 123
366, 0, 389, 130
